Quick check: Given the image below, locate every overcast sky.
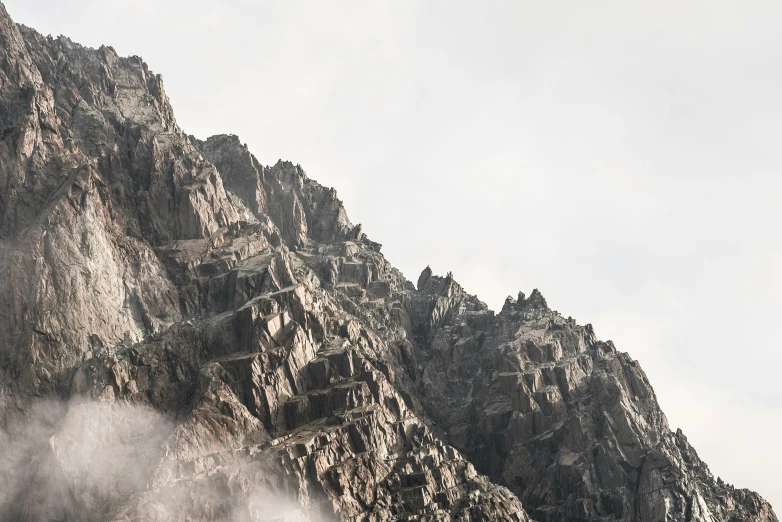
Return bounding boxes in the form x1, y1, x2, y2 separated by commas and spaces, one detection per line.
6, 0, 781, 509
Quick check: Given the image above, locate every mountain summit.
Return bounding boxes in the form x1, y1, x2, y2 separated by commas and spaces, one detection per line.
0, 3, 776, 521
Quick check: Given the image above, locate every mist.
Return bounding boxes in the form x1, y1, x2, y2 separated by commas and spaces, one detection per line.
0, 397, 332, 521
0, 399, 173, 520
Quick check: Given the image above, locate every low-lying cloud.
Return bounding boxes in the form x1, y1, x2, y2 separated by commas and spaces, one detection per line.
0, 399, 172, 521
0, 398, 331, 521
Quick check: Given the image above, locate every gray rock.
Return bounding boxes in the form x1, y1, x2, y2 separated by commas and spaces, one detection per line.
0, 3, 775, 521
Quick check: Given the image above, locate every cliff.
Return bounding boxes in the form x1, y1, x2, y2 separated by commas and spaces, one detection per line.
0, 3, 775, 521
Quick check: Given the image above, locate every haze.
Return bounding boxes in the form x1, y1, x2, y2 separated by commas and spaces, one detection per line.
6, 0, 781, 509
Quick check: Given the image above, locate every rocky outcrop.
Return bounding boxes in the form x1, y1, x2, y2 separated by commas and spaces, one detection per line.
0, 3, 776, 521
405, 283, 776, 522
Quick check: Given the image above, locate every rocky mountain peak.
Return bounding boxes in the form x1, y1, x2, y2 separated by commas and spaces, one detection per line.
0, 3, 776, 522
502, 288, 549, 315
417, 265, 432, 290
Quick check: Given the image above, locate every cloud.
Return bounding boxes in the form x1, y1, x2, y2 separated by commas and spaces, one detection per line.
0, 397, 327, 521
0, 399, 173, 520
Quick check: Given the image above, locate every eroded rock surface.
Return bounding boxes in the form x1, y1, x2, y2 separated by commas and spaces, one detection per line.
0, 3, 776, 521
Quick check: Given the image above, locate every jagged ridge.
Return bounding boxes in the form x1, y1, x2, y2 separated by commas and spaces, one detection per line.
0, 3, 776, 521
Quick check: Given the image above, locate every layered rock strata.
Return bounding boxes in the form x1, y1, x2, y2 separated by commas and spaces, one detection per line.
0, 3, 775, 521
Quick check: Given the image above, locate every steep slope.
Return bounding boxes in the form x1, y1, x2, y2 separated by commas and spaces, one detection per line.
0, 3, 775, 521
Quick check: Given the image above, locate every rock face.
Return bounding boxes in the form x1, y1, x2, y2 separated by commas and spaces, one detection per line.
0, 3, 776, 521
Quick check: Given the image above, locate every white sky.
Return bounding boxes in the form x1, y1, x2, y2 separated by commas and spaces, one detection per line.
6, 0, 781, 510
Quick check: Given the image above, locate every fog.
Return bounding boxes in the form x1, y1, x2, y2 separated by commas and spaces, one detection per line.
0, 399, 172, 520
0, 398, 320, 521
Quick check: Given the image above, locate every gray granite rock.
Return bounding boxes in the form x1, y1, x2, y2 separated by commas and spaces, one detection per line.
0, 2, 775, 521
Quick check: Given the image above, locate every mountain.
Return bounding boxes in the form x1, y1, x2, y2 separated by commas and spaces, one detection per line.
0, 3, 776, 521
